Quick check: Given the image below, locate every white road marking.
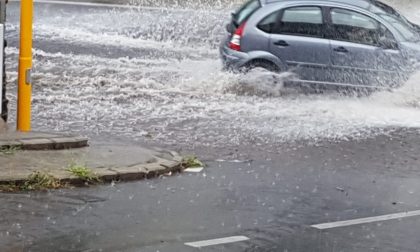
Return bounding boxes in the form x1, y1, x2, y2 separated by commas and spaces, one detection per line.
185, 236, 250, 248
312, 210, 420, 230
9, 0, 221, 13
184, 167, 204, 173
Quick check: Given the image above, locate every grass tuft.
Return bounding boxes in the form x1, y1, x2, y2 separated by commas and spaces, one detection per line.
0, 171, 63, 192
67, 164, 100, 184
181, 156, 204, 168
0, 145, 22, 155
22, 171, 62, 191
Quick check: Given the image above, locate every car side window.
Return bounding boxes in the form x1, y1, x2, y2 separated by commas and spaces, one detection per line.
276, 6, 324, 37
329, 8, 395, 46
257, 11, 280, 33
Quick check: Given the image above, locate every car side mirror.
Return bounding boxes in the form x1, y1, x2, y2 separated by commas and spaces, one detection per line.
379, 37, 398, 50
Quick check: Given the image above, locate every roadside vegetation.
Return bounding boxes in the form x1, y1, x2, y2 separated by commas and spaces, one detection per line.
67, 164, 101, 184
181, 156, 205, 168
0, 164, 101, 192
0, 158, 190, 192
0, 145, 22, 155
0, 171, 64, 192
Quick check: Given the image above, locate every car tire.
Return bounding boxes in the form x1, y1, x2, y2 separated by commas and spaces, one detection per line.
242, 60, 280, 73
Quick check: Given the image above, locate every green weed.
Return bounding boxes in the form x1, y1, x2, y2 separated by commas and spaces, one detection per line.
21, 171, 62, 191
0, 145, 22, 155
181, 156, 205, 168
67, 164, 100, 184
0, 171, 63, 192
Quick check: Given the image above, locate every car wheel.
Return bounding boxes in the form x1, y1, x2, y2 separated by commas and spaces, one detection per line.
242, 60, 280, 73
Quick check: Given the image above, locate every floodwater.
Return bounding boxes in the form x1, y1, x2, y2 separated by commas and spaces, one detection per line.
5, 0, 420, 152
3, 2, 420, 251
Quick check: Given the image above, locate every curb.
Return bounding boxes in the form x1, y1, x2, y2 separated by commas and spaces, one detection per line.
0, 151, 185, 189
0, 136, 89, 150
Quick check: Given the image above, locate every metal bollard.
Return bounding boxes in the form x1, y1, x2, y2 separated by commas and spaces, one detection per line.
17, 0, 33, 131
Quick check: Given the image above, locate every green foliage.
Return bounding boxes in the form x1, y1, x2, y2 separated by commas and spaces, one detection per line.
0, 171, 62, 192
21, 171, 62, 191
182, 156, 204, 168
0, 145, 22, 155
67, 164, 100, 184
0, 182, 20, 192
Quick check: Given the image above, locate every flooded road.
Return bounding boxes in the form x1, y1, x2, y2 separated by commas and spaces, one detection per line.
3, 1, 420, 251
5, 0, 420, 155
3, 130, 420, 252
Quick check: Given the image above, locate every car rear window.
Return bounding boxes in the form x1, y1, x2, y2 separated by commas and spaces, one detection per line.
233, 0, 261, 26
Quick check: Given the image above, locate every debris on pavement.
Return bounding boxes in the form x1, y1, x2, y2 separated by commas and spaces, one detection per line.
184, 167, 204, 173
335, 187, 345, 192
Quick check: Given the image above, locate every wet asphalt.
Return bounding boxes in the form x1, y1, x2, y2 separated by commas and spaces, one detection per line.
3, 1, 420, 251
1, 130, 420, 251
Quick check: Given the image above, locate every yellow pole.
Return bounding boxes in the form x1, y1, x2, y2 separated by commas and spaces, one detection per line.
17, 0, 33, 132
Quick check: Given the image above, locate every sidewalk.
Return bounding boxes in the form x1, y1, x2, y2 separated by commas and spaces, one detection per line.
0, 126, 183, 189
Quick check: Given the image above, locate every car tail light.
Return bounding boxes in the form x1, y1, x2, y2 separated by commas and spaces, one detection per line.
229, 22, 246, 51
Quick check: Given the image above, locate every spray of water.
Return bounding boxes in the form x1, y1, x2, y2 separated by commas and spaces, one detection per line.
5, 0, 420, 150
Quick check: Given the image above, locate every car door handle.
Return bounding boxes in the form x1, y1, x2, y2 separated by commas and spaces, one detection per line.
274, 40, 289, 47
333, 46, 349, 53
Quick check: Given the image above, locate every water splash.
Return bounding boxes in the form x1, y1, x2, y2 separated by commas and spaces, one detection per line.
4, 0, 420, 150
370, 71, 420, 109
232, 69, 298, 97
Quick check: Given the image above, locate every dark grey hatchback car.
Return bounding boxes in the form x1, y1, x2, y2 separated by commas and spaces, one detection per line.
220, 0, 420, 89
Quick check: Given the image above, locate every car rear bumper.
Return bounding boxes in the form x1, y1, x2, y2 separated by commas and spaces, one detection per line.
219, 42, 250, 71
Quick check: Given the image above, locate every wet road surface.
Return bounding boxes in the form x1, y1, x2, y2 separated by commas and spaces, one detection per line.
3, 0, 420, 251
2, 130, 420, 251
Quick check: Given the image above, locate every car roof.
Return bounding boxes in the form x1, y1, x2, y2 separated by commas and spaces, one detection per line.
262, 0, 374, 10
